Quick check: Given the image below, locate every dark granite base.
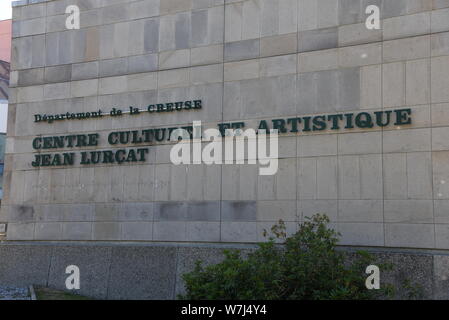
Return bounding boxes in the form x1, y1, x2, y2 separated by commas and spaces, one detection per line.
0, 242, 448, 300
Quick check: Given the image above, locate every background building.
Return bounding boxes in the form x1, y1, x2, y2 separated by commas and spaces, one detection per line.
1, 0, 449, 299
0, 18, 11, 201
0, 133, 5, 200
0, 20, 11, 63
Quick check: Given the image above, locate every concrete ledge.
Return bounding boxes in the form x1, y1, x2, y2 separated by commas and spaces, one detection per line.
0, 241, 448, 300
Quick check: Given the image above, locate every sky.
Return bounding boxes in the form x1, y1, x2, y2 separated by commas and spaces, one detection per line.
0, 0, 13, 21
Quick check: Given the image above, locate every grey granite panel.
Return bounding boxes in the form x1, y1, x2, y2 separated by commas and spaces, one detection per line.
144, 18, 160, 53
224, 39, 260, 62
45, 65, 72, 83
128, 54, 158, 74
175, 13, 191, 50
18, 68, 44, 86
298, 28, 338, 53
7, 205, 35, 223
99, 57, 128, 77
31, 35, 45, 68
382, 0, 408, 19
434, 255, 449, 299
191, 9, 208, 47
187, 202, 220, 221
338, 67, 361, 111
297, 68, 360, 114
154, 202, 188, 221
71, 62, 99, 81
47, 245, 112, 300
221, 201, 257, 221
107, 246, 177, 300
0, 245, 52, 287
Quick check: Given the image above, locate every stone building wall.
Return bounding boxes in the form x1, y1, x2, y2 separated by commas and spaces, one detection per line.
2, 0, 449, 250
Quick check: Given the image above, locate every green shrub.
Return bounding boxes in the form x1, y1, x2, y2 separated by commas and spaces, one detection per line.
179, 214, 394, 300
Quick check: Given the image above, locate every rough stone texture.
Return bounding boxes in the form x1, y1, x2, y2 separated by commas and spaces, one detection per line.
434, 255, 449, 299
0, 242, 448, 300
375, 252, 434, 300
345, 250, 434, 300
47, 246, 112, 299
107, 246, 177, 300
0, 245, 52, 287
174, 246, 226, 297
